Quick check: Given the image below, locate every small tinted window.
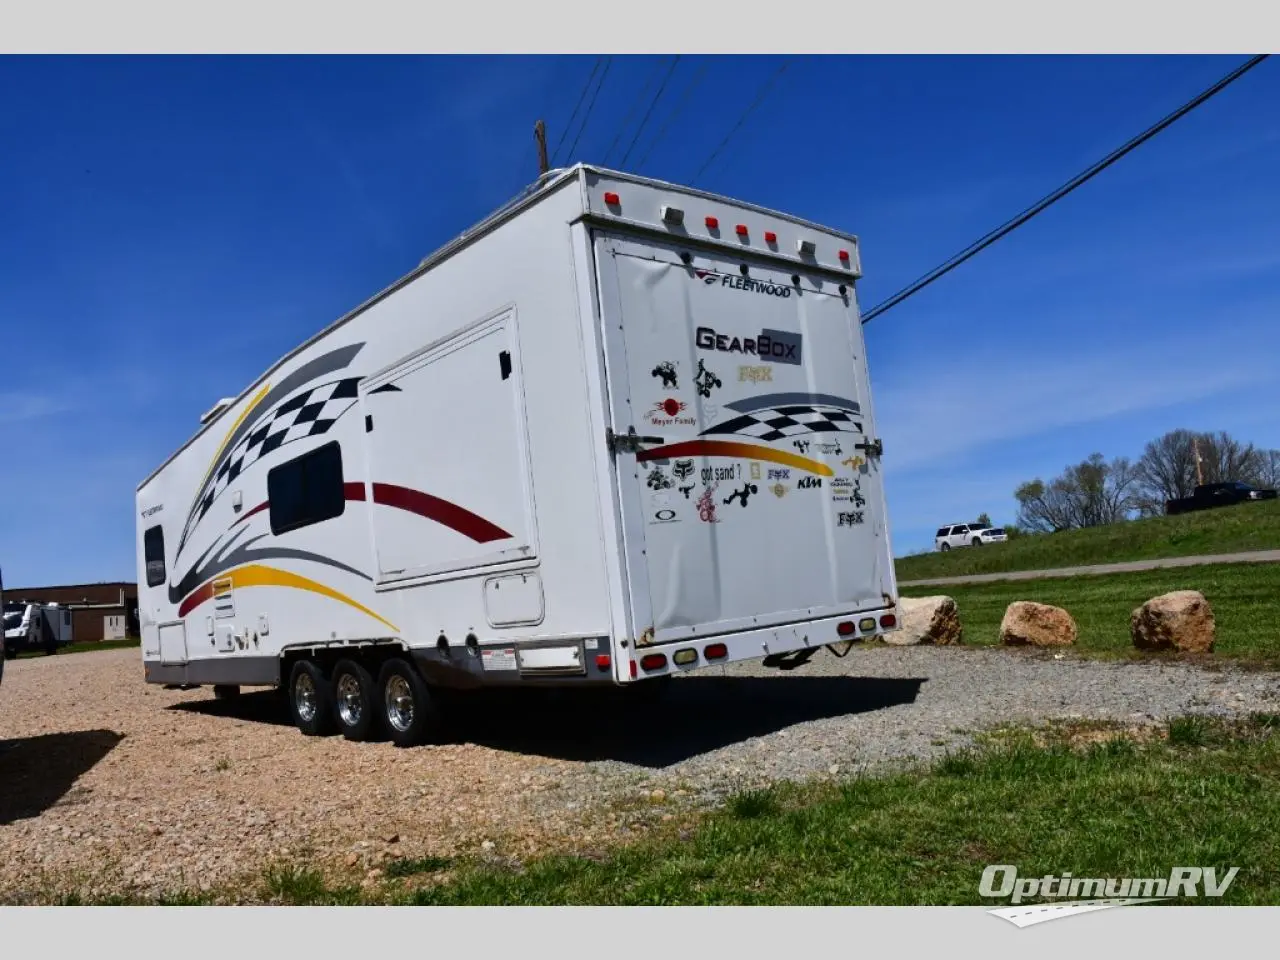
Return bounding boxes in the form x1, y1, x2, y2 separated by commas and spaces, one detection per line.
268, 441, 346, 536
143, 525, 166, 587
936, 528, 949, 538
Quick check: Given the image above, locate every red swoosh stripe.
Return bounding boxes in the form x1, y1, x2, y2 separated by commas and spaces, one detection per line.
224, 483, 510, 544
369, 482, 511, 543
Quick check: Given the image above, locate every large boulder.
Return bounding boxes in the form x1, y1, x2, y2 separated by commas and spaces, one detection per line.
887, 596, 963, 646
1000, 601, 1077, 647
1131, 590, 1215, 653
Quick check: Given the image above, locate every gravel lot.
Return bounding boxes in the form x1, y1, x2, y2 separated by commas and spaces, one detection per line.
2, 644, 1279, 902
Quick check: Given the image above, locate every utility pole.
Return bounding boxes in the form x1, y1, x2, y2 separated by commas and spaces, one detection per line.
534, 119, 549, 176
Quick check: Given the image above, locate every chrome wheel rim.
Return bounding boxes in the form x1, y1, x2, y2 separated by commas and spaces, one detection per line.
337, 673, 363, 726
385, 675, 414, 733
295, 672, 318, 723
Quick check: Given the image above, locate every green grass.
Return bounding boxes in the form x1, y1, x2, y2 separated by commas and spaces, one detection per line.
895, 499, 1280, 582
14, 637, 140, 660
907, 562, 1280, 662
47, 715, 1280, 906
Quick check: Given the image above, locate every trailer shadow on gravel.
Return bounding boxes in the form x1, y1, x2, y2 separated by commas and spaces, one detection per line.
171, 673, 925, 768
0, 730, 124, 825
467, 674, 927, 767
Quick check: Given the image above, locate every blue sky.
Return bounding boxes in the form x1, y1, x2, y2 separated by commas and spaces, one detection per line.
2, 54, 1278, 584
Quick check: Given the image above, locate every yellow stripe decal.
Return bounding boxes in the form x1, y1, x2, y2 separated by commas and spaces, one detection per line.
205, 564, 399, 634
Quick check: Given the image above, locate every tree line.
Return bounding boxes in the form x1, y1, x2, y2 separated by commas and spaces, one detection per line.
1012, 429, 1280, 533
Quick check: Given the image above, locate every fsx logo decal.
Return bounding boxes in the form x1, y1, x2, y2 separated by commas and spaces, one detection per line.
980, 864, 1240, 928
696, 326, 802, 366
693, 270, 793, 299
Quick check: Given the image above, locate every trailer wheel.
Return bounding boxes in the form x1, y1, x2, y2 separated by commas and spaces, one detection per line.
288, 660, 336, 737
378, 658, 439, 748
332, 658, 379, 742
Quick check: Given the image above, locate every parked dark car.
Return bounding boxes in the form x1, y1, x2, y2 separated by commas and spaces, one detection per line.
1164, 481, 1278, 516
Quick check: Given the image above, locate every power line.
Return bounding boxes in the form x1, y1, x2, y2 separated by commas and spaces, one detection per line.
602, 57, 670, 167
550, 57, 601, 167
636, 59, 709, 173
861, 54, 1270, 325
619, 55, 682, 168
690, 58, 791, 187
565, 56, 612, 164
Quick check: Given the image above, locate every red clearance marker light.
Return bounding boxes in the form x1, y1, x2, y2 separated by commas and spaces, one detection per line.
837, 621, 856, 637
595, 654, 611, 670
705, 216, 719, 229
838, 249, 850, 261
640, 653, 667, 671
603, 192, 620, 206
880, 614, 897, 629
735, 224, 748, 237
764, 231, 777, 244
704, 643, 728, 660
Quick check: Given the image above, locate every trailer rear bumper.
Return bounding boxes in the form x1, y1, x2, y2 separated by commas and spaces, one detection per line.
625, 605, 900, 680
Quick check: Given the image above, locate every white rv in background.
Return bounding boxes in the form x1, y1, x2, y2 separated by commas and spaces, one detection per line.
3, 599, 74, 657
135, 164, 899, 747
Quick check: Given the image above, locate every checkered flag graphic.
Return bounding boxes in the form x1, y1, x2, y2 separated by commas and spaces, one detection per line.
700, 404, 864, 443
185, 377, 361, 535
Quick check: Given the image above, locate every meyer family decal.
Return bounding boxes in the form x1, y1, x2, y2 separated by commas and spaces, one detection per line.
646, 398, 696, 427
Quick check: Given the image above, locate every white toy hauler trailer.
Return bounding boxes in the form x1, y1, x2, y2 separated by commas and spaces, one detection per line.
135, 164, 900, 747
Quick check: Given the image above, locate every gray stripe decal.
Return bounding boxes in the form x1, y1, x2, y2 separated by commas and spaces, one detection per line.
724, 392, 861, 415
169, 532, 371, 605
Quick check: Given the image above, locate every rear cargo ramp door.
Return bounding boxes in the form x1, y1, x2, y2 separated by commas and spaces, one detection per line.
596, 236, 890, 645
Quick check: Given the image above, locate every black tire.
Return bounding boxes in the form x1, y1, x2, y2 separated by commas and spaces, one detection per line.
377, 658, 440, 748
331, 658, 379, 742
940, 542, 951, 552
288, 659, 336, 737
972, 538, 983, 547
4, 644, 17, 660
212, 684, 241, 701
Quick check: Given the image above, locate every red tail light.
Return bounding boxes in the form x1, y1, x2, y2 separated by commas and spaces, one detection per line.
880, 614, 897, 629
640, 653, 667, 671
595, 654, 611, 671
837, 621, 856, 637
629, 660, 637, 679
704, 643, 728, 660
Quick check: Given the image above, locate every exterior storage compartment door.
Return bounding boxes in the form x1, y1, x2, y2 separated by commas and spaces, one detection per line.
359, 310, 537, 584
595, 235, 892, 646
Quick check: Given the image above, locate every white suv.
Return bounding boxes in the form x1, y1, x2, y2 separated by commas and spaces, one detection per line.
934, 522, 1007, 551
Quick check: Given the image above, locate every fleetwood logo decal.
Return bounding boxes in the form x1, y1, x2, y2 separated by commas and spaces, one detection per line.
693, 270, 793, 299
696, 326, 802, 365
